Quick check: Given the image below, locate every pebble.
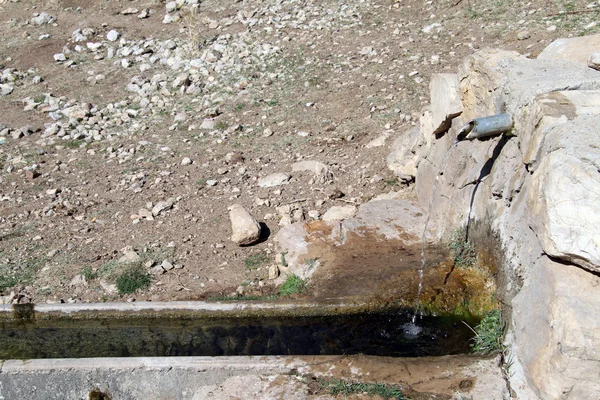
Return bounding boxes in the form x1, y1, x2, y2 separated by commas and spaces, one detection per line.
181, 157, 192, 165
138, 8, 150, 19
258, 172, 290, 188
161, 259, 174, 271
107, 30, 120, 42
517, 31, 531, 40
152, 198, 176, 216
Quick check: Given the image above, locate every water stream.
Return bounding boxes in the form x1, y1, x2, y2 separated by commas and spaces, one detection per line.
410, 140, 460, 326
0, 308, 476, 359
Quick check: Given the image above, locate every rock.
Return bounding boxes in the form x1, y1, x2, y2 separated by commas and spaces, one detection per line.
296, 130, 310, 137
54, 53, 66, 62
589, 51, 600, 71
0, 84, 13, 96
268, 265, 279, 280
228, 204, 261, 246
181, 157, 192, 166
121, 7, 138, 15
322, 205, 357, 222
62, 104, 90, 120
200, 119, 215, 130
99, 280, 118, 294
69, 274, 88, 288
138, 208, 154, 220
118, 249, 142, 264
165, 1, 178, 13
365, 132, 391, 148
517, 31, 530, 40
258, 172, 290, 188
346, 199, 429, 242
386, 127, 426, 183
31, 12, 55, 25
161, 259, 174, 271
152, 198, 176, 217
429, 73, 462, 136
529, 149, 600, 273
138, 8, 150, 19
149, 265, 165, 275
291, 160, 328, 175
538, 34, 600, 64
512, 257, 600, 399
106, 30, 120, 42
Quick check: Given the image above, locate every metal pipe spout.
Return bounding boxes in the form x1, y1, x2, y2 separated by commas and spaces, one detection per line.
456, 113, 513, 141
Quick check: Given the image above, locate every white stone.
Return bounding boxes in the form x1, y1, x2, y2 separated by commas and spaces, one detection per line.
106, 30, 120, 42
200, 119, 215, 130
322, 205, 357, 222
152, 198, 176, 217
258, 173, 290, 188
181, 157, 192, 166
291, 160, 328, 175
365, 132, 391, 148
118, 250, 142, 264
53, 53, 66, 62
228, 204, 261, 246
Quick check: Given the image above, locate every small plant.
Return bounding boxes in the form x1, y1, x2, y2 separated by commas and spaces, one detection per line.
243, 253, 269, 270
384, 178, 399, 186
81, 266, 98, 281
116, 267, 151, 295
215, 120, 228, 130
305, 258, 318, 270
279, 274, 308, 297
466, 309, 504, 355
98, 260, 121, 280
64, 139, 84, 149
234, 103, 245, 111
267, 99, 278, 107
317, 378, 408, 399
449, 228, 476, 268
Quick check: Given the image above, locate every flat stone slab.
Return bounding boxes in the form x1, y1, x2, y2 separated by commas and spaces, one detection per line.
0, 355, 507, 400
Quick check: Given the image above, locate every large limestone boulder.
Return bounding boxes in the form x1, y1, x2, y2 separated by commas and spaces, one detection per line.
521, 91, 600, 169
512, 256, 600, 399
529, 149, 600, 273
457, 48, 600, 122
537, 34, 600, 64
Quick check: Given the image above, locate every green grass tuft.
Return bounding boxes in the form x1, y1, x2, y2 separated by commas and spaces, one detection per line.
449, 228, 476, 268
116, 267, 151, 295
317, 378, 408, 399
243, 253, 269, 270
81, 266, 98, 281
469, 309, 504, 355
279, 274, 308, 296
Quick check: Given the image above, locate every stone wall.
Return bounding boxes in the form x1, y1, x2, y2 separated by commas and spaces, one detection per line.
387, 36, 600, 399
